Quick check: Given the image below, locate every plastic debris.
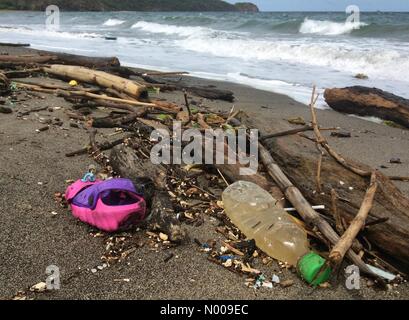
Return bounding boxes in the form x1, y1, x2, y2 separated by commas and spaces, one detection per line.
30, 282, 47, 292
219, 255, 238, 262
159, 233, 169, 241
285, 205, 325, 212
366, 264, 396, 281
253, 274, 266, 289
390, 158, 402, 164
222, 259, 233, 268
223, 181, 309, 266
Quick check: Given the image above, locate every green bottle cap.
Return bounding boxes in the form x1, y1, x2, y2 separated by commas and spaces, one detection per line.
297, 252, 332, 286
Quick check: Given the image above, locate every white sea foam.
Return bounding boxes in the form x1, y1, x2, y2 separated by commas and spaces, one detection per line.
221, 73, 329, 109
129, 20, 408, 82
178, 36, 409, 81
131, 21, 209, 37
299, 18, 367, 35
103, 19, 125, 26
0, 26, 99, 39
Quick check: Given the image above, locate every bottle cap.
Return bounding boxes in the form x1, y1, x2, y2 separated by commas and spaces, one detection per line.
297, 252, 331, 286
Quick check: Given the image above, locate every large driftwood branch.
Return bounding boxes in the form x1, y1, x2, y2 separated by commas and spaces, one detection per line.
0, 51, 119, 68
0, 55, 57, 64
330, 172, 378, 265
310, 86, 371, 177
14, 82, 181, 112
141, 75, 235, 102
65, 134, 135, 157
42, 64, 147, 99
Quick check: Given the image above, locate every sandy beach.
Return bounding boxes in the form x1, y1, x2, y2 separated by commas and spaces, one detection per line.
1, 45, 408, 300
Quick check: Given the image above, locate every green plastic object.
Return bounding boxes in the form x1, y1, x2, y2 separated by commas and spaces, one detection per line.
297, 252, 332, 286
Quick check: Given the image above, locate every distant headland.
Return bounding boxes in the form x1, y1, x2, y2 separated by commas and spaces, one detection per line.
0, 0, 259, 12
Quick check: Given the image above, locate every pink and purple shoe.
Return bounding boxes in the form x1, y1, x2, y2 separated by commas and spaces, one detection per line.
65, 177, 146, 232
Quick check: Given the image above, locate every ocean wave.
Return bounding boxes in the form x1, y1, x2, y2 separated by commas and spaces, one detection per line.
0, 26, 100, 39
236, 18, 301, 34
299, 18, 368, 35
178, 36, 409, 81
131, 21, 210, 37
103, 19, 126, 26
224, 73, 329, 109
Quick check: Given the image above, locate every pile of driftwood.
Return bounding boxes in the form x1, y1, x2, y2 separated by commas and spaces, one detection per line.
1, 47, 409, 286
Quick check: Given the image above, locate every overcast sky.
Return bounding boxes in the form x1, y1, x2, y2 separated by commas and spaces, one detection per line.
227, 0, 409, 11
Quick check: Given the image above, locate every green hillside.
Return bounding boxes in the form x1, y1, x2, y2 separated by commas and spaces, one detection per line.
0, 0, 241, 11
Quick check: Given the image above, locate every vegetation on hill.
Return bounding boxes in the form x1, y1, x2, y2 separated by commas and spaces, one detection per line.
0, 0, 257, 12
234, 2, 259, 12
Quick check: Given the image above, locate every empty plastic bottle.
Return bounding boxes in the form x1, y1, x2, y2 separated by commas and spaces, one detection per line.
222, 180, 309, 266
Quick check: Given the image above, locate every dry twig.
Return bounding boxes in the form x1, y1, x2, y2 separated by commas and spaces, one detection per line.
329, 172, 378, 266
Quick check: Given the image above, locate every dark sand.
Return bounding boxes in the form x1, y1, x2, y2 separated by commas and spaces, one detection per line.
0, 46, 408, 300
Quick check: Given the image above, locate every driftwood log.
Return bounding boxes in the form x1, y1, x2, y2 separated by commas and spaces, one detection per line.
0, 42, 30, 47
43, 65, 147, 99
141, 75, 235, 102
325, 86, 409, 128
91, 109, 148, 128
0, 72, 10, 96
187, 86, 235, 102
0, 51, 119, 69
0, 55, 57, 64
41, 51, 120, 68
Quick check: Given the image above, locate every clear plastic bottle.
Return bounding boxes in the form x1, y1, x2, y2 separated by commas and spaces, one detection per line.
222, 180, 309, 266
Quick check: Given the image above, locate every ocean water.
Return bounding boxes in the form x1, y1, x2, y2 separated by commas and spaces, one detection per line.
1, 11, 409, 108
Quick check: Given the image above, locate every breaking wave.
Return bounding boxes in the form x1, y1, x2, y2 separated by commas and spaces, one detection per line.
103, 19, 125, 26
131, 21, 210, 37
0, 26, 99, 39
299, 18, 368, 35
178, 36, 409, 81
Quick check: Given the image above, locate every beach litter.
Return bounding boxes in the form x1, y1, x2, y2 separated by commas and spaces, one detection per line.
69, 80, 78, 87
1, 48, 408, 293
65, 175, 147, 232
390, 158, 402, 164
330, 130, 351, 138
287, 116, 306, 125
29, 282, 47, 292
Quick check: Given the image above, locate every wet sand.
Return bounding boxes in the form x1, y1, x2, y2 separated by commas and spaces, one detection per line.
0, 46, 408, 300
